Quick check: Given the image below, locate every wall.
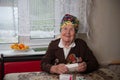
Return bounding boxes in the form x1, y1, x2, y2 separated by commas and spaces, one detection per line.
79, 0, 120, 65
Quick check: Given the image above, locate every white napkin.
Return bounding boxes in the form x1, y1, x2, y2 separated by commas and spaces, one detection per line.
65, 63, 78, 72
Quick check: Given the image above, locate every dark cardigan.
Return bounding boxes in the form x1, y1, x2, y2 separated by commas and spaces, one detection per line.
41, 38, 99, 73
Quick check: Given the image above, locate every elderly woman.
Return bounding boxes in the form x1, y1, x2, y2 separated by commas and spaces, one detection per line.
41, 14, 99, 74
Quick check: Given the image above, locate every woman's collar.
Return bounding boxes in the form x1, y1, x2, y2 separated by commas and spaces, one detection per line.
58, 39, 76, 48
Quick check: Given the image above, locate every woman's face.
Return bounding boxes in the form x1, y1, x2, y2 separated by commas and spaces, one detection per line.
61, 24, 75, 43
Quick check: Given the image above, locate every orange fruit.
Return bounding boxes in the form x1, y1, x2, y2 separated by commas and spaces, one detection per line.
10, 43, 29, 50
25, 46, 29, 49
14, 43, 19, 47
19, 43, 25, 49
10, 44, 15, 49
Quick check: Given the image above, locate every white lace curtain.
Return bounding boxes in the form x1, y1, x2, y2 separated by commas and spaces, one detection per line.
18, 0, 93, 36
55, 0, 93, 35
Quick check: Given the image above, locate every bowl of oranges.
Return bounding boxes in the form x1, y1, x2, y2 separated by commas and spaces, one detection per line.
10, 43, 29, 51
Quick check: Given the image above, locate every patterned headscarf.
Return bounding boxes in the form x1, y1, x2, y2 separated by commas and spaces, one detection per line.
60, 14, 79, 33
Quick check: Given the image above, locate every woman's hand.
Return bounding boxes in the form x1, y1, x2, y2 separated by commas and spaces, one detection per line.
50, 64, 68, 74
76, 61, 87, 72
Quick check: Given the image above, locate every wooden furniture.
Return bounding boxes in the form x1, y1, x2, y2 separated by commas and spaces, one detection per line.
0, 53, 45, 80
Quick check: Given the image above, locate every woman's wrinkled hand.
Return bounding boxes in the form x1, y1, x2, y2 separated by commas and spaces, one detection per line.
76, 61, 87, 72
50, 64, 68, 74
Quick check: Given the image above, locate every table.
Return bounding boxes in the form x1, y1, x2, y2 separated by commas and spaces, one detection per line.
4, 68, 120, 80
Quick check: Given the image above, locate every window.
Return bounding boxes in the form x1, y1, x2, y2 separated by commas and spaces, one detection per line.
0, 0, 18, 43
0, 0, 92, 49
29, 0, 55, 39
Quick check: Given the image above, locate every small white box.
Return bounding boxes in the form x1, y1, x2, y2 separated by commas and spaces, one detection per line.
59, 74, 73, 80
65, 63, 78, 72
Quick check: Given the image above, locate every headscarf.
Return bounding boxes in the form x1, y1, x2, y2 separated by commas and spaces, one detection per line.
60, 14, 79, 33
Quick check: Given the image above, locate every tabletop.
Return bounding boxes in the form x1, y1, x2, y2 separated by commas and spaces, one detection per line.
4, 67, 119, 80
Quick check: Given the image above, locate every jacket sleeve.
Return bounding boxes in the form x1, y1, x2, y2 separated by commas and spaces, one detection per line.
41, 41, 55, 73
80, 40, 99, 73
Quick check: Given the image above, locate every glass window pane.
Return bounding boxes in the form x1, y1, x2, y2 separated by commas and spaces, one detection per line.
0, 0, 18, 43
29, 0, 55, 39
